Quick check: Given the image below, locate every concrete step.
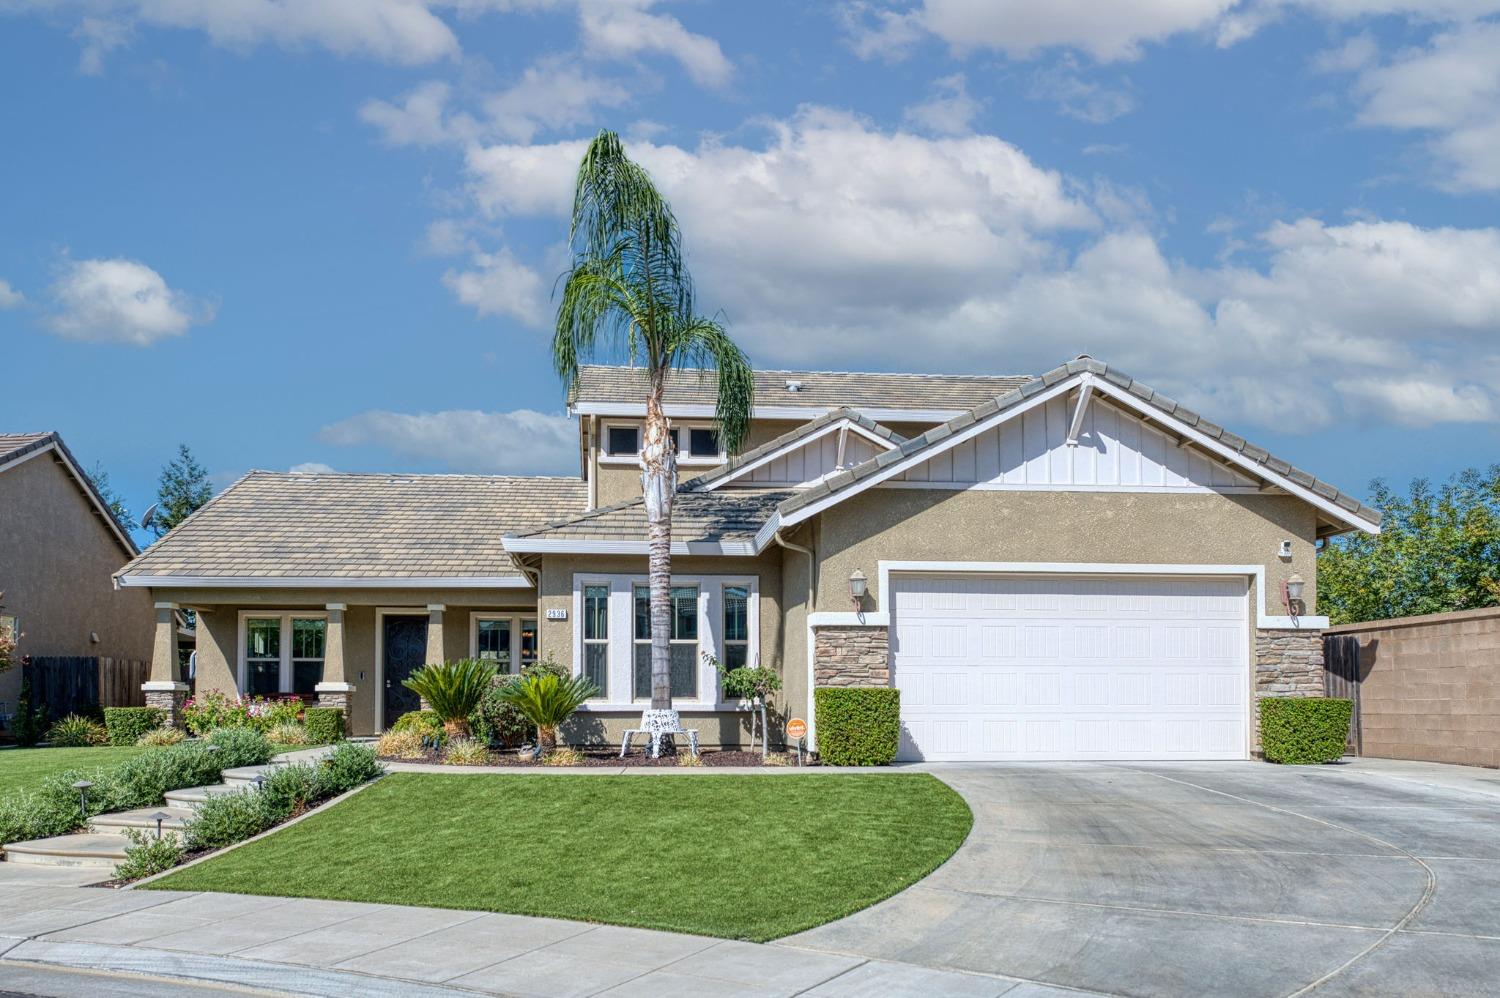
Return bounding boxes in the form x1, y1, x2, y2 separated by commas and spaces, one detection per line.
2, 833, 129, 869
222, 764, 277, 787
164, 783, 245, 806
88, 806, 196, 836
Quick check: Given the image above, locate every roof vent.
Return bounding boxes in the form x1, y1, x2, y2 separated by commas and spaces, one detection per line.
785, 379, 803, 392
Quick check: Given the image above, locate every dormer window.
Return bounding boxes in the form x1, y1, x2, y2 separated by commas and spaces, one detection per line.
599, 422, 724, 463
687, 428, 721, 458
606, 426, 639, 456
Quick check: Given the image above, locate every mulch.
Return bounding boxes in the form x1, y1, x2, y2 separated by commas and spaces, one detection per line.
380, 748, 814, 768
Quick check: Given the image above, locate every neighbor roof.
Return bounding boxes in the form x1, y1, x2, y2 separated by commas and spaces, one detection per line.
506, 489, 793, 552
679, 407, 905, 493
775, 357, 1383, 531
117, 471, 586, 585
569, 365, 1032, 413
1, 431, 139, 556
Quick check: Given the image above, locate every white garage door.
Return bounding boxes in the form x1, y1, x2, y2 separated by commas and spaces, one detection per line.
891, 574, 1249, 761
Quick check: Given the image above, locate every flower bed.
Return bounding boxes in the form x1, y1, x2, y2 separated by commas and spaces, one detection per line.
378, 747, 809, 768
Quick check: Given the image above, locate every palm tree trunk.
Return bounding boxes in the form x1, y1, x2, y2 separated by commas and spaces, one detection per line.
642, 387, 676, 711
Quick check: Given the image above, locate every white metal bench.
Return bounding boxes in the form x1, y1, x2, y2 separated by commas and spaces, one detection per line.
620, 709, 699, 759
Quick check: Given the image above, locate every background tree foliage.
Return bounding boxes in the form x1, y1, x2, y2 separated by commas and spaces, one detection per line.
1318, 467, 1500, 625
86, 461, 132, 531
153, 444, 212, 537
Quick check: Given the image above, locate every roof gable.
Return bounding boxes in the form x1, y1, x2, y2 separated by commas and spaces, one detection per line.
682, 408, 903, 493
0, 431, 139, 557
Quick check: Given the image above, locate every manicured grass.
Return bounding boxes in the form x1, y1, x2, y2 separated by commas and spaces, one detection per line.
149, 773, 972, 940
0, 745, 150, 799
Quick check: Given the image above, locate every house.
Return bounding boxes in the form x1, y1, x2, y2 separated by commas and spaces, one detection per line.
115, 357, 1381, 760
0, 433, 156, 724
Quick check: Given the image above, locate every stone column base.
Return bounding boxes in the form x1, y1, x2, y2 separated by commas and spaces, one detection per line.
142, 681, 190, 729
314, 682, 354, 711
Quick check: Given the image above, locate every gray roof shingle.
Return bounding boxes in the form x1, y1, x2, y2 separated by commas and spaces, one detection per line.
118, 471, 587, 581
508, 489, 793, 545
0, 432, 61, 466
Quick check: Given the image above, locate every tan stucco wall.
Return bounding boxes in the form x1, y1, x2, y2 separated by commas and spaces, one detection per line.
176, 595, 537, 737
812, 488, 1319, 614
0, 452, 154, 710
535, 550, 787, 747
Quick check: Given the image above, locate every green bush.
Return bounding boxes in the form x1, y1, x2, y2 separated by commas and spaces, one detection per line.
402, 658, 497, 738
185, 789, 280, 850
495, 670, 597, 753
115, 828, 185, 881
470, 660, 571, 747
1260, 697, 1353, 764
392, 709, 446, 746
137, 727, 185, 747
303, 707, 345, 745
12, 678, 48, 746
104, 707, 165, 746
259, 764, 321, 816
814, 688, 901, 766
315, 742, 383, 795
206, 726, 275, 768
45, 714, 108, 747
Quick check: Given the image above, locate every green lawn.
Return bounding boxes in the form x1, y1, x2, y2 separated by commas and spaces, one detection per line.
0, 746, 150, 799
149, 773, 972, 940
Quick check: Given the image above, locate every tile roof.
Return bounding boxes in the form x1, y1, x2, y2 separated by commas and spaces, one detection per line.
118, 471, 587, 582
679, 408, 904, 493
570, 365, 1032, 412
0, 432, 60, 466
508, 489, 793, 545
777, 357, 1383, 529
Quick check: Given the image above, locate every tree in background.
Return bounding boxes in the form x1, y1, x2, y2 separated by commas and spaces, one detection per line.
152, 444, 212, 537
86, 461, 132, 531
1318, 467, 1500, 625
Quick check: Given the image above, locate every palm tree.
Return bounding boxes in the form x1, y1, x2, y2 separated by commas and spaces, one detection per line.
554, 129, 754, 711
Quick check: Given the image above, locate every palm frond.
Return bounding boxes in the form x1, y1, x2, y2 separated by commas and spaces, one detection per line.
671, 318, 755, 453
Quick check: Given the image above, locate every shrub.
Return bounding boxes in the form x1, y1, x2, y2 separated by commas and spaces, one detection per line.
303, 707, 344, 745
443, 738, 494, 766
104, 707, 165, 747
255, 698, 305, 729
677, 751, 703, 767
45, 714, 108, 747
705, 652, 782, 703
1260, 697, 1353, 764
314, 742, 382, 796
206, 726, 275, 768
137, 727, 185, 747
541, 747, 585, 767
402, 658, 497, 738
183, 692, 303, 735
392, 709, 446, 747
814, 688, 900, 766
259, 763, 320, 816
115, 828, 185, 881
12, 678, 48, 746
375, 729, 426, 759
266, 723, 311, 747
185, 789, 279, 850
496, 671, 597, 753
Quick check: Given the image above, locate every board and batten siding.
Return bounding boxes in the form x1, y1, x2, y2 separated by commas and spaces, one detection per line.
738, 430, 884, 487
892, 396, 1259, 491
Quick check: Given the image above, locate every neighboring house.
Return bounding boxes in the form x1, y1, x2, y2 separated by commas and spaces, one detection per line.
116, 357, 1381, 760
0, 433, 155, 722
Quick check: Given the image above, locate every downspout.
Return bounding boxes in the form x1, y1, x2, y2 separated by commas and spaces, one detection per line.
773, 528, 815, 611
588, 415, 599, 511
775, 526, 819, 753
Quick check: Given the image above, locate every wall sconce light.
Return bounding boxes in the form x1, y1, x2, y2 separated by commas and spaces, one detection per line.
1283, 573, 1305, 617
848, 569, 867, 610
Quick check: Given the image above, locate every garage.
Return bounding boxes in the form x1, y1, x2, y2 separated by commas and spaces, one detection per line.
890, 572, 1250, 761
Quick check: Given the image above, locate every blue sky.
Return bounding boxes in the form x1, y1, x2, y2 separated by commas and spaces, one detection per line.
2, 1, 1498, 542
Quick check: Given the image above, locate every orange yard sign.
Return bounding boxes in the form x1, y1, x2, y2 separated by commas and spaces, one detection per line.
786, 718, 808, 740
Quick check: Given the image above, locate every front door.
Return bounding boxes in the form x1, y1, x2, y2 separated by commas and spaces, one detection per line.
383, 615, 428, 728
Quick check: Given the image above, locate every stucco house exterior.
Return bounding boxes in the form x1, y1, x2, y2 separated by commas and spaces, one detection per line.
115, 357, 1381, 760
0, 433, 156, 721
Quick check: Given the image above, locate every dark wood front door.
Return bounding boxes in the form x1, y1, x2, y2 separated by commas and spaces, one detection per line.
383, 615, 428, 728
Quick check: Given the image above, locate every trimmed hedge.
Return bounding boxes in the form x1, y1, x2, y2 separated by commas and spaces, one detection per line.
104, 707, 165, 747
814, 688, 901, 766
1260, 696, 1353, 764
303, 707, 345, 745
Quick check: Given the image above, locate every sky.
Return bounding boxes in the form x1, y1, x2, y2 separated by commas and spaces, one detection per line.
2, 0, 1498, 544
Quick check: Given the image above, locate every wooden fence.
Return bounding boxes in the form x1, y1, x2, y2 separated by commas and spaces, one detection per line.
1322, 634, 1362, 755
22, 656, 148, 721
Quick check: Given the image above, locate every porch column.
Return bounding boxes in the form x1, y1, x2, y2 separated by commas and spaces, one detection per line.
142, 601, 188, 729
315, 603, 353, 727
426, 604, 446, 665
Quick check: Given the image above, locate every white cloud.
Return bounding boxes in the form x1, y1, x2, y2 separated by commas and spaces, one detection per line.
442, 247, 548, 326
1028, 59, 1136, 122
289, 462, 337, 474
45, 257, 210, 345
902, 73, 981, 135
318, 408, 576, 474
360, 80, 471, 147
483, 55, 632, 141
0, 279, 23, 308
577, 0, 731, 87
72, 16, 131, 74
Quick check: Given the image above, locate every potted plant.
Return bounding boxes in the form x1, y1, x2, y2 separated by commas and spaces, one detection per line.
495, 666, 597, 756
402, 658, 497, 739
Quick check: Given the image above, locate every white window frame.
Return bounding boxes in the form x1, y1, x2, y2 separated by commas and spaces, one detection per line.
571, 573, 758, 710
469, 613, 522, 673
237, 611, 329, 697
581, 582, 611, 699
598, 420, 726, 467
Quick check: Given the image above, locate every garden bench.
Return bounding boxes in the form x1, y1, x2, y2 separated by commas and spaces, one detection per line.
620, 709, 699, 759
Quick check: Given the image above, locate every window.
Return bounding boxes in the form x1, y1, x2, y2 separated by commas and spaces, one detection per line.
582, 586, 609, 698
476, 618, 512, 671
290, 619, 326, 695
688, 428, 721, 458
722, 585, 749, 673
606, 426, 639, 456
520, 618, 539, 668
244, 618, 282, 697
633, 585, 698, 699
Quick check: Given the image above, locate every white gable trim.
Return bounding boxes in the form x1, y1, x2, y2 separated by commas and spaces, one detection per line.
778, 373, 1379, 535
701, 418, 899, 493
117, 575, 535, 589
502, 538, 758, 556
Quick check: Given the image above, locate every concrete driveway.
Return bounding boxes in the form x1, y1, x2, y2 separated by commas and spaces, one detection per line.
783, 760, 1500, 997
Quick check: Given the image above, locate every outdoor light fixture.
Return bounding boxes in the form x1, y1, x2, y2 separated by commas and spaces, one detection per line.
73, 780, 93, 814
848, 569, 867, 609
1283, 574, 1306, 617
149, 811, 170, 840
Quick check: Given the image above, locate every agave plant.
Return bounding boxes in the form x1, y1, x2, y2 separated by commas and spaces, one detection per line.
402, 658, 497, 739
496, 672, 598, 754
